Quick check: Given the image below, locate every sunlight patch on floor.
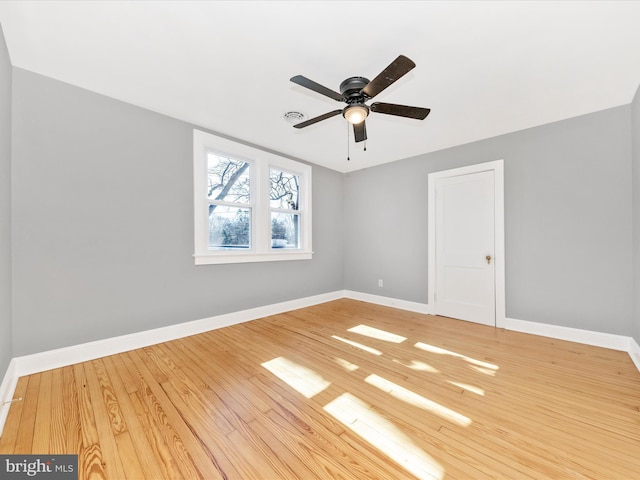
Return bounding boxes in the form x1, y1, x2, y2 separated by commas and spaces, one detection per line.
365, 374, 471, 427
447, 381, 485, 396
469, 365, 497, 376
334, 357, 360, 372
393, 358, 440, 373
332, 335, 382, 355
261, 357, 331, 398
348, 324, 407, 343
415, 342, 499, 371
324, 393, 444, 480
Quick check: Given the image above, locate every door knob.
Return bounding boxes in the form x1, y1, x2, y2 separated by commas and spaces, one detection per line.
486, 255, 492, 264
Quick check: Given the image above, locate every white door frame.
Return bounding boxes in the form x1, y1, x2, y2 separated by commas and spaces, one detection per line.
428, 160, 506, 328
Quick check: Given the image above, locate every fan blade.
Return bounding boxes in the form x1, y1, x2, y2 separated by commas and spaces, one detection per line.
361, 55, 416, 99
290, 75, 345, 101
371, 102, 431, 120
353, 121, 367, 143
293, 110, 342, 129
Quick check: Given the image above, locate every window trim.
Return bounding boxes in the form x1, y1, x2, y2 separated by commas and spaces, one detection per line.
193, 129, 312, 265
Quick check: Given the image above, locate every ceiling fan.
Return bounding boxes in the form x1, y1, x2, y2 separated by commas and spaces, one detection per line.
290, 55, 430, 143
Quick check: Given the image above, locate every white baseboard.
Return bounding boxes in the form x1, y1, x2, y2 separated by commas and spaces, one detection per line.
504, 317, 631, 352
344, 290, 433, 315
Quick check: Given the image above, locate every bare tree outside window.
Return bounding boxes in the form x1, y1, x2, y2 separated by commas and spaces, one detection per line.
270, 168, 300, 248
270, 169, 299, 210
206, 153, 304, 250
208, 154, 251, 249
208, 154, 250, 206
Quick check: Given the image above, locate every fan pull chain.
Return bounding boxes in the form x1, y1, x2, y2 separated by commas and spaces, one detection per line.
347, 122, 350, 161
364, 140, 367, 152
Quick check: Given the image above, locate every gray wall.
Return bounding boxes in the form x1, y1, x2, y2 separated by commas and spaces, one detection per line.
5, 64, 639, 359
0, 25, 11, 374
633, 84, 640, 344
345, 106, 633, 336
11, 69, 344, 356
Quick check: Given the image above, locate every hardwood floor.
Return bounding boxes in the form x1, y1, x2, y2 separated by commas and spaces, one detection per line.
1, 299, 639, 479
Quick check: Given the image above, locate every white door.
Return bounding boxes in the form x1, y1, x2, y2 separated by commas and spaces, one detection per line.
434, 170, 496, 325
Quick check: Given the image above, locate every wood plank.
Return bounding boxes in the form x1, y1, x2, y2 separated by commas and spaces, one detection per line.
83, 360, 127, 479
91, 359, 127, 436
128, 390, 185, 480
113, 431, 147, 480
73, 362, 107, 480
61, 365, 82, 455
0, 375, 30, 453
100, 355, 173, 480
49, 367, 66, 453
31, 369, 52, 453
13, 373, 41, 454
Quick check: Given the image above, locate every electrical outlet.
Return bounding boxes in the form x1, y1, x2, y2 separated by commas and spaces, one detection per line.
378, 279, 384, 288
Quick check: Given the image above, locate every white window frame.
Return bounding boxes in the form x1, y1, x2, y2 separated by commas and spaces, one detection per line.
193, 129, 312, 265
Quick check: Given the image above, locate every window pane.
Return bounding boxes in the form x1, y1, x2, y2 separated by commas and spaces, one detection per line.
271, 212, 299, 248
208, 153, 250, 204
270, 168, 299, 210
209, 206, 251, 249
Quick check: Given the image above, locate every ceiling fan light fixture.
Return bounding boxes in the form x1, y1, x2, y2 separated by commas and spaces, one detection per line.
290, 55, 429, 147
343, 104, 369, 125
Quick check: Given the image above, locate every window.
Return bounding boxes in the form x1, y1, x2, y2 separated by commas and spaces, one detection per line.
193, 130, 312, 264
270, 168, 300, 249
207, 154, 252, 250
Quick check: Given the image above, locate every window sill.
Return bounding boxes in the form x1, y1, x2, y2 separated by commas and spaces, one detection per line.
194, 251, 313, 265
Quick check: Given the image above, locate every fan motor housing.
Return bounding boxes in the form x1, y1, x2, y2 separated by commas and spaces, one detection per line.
340, 76, 370, 101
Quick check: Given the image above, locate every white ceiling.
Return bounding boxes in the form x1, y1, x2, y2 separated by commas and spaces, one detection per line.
1, 1, 640, 173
